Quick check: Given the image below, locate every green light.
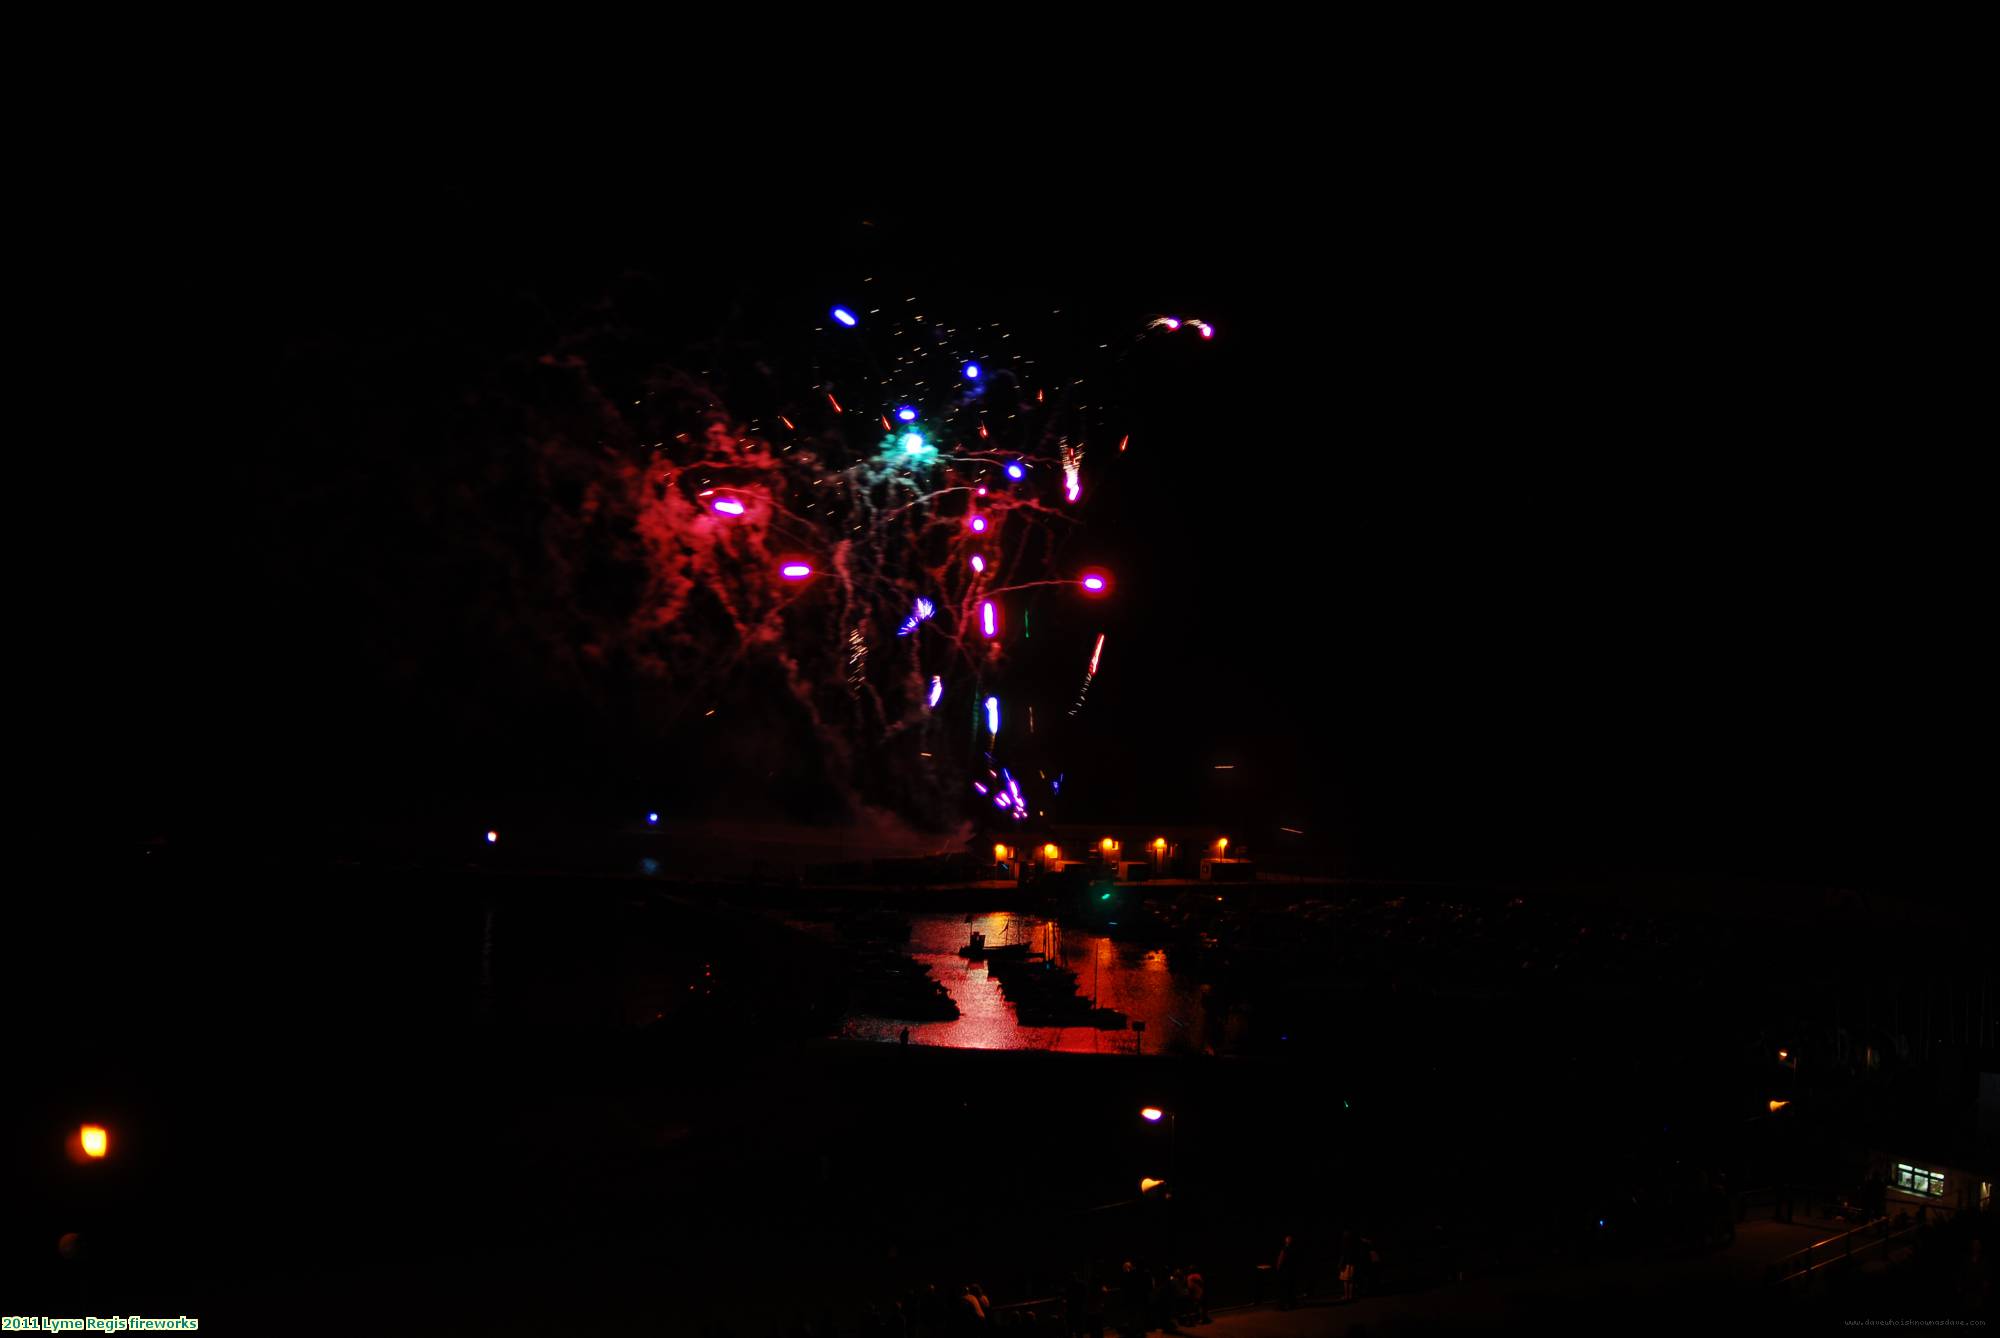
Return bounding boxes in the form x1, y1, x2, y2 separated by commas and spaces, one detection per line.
902, 432, 926, 453
1101, 892, 1112, 900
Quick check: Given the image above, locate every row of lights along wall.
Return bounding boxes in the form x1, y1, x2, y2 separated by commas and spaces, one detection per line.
991, 836, 1233, 872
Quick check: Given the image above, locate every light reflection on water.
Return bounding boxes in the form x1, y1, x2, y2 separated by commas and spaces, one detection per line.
841, 911, 1234, 1053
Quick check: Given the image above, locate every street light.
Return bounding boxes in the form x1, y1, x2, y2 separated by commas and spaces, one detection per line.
67, 1122, 112, 1164
1140, 1178, 1167, 1194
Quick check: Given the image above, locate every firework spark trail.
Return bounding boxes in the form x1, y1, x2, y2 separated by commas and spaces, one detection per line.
846, 624, 868, 696
1069, 633, 1107, 716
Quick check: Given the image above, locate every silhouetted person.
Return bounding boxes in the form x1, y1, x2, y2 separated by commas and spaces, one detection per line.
1082, 1266, 1107, 1338
1152, 1263, 1180, 1333
959, 1282, 987, 1331
1276, 1235, 1298, 1309
1167, 1267, 1191, 1328
1065, 1272, 1089, 1337
1186, 1266, 1209, 1323
1958, 1238, 1990, 1317
900, 1026, 910, 1047
1119, 1260, 1147, 1336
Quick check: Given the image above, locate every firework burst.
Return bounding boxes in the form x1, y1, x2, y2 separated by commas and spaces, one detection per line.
491, 295, 1193, 830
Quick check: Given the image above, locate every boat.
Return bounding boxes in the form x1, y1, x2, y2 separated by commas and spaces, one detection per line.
957, 925, 1035, 962
847, 944, 960, 1020
988, 956, 1102, 1025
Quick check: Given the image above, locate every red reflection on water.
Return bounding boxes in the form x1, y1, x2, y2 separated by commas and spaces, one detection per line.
842, 913, 1225, 1054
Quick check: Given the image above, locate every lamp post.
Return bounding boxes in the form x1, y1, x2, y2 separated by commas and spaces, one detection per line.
1142, 1107, 1177, 1260
1773, 1047, 1799, 1222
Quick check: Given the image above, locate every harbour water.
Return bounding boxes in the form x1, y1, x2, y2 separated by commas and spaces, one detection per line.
839, 910, 1243, 1053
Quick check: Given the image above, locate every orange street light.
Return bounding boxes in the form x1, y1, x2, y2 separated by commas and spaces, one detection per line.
1215, 836, 1229, 855
80, 1124, 109, 1158
993, 843, 1008, 861
1768, 1099, 1790, 1113
1140, 1107, 1165, 1123
1140, 1177, 1167, 1194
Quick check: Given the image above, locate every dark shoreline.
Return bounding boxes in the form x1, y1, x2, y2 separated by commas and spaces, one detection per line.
10, 859, 1991, 1331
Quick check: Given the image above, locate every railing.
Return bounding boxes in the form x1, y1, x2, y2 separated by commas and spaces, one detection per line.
1765, 1215, 1920, 1287
986, 1295, 1066, 1330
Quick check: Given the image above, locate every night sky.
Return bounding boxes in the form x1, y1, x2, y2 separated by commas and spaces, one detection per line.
96, 163, 1975, 889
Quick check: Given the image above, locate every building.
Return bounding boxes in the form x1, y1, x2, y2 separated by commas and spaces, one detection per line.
987, 824, 1253, 881
1871, 1069, 2000, 1220
1876, 1149, 1993, 1219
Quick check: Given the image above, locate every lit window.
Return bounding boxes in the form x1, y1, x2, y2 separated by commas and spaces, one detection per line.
1895, 1162, 1944, 1196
